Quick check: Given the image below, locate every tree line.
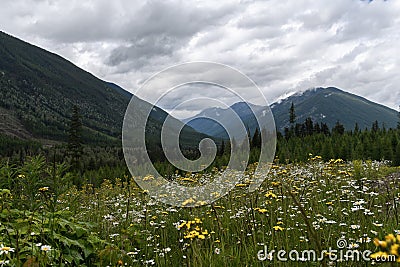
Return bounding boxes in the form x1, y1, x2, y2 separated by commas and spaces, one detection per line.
247, 102, 400, 165
1, 103, 399, 187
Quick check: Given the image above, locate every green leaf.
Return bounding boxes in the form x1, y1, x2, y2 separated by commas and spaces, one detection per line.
63, 253, 74, 264
53, 233, 85, 249
70, 249, 84, 262
82, 245, 93, 258
72, 224, 87, 238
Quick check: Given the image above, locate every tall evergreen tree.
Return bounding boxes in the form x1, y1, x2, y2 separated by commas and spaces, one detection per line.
397, 105, 400, 130
68, 105, 83, 172
284, 127, 290, 140
289, 102, 296, 124
394, 143, 400, 166
218, 140, 225, 156
305, 117, 314, 136
314, 123, 321, 134
371, 120, 379, 132
354, 123, 360, 134
332, 121, 345, 135
321, 123, 330, 135
251, 128, 261, 148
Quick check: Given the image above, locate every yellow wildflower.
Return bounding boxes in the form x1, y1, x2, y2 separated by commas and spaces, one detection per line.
373, 238, 387, 248
273, 226, 284, 231
257, 208, 268, 214
390, 244, 399, 257
265, 191, 277, 198
385, 234, 396, 243
271, 181, 281, 186
178, 221, 186, 230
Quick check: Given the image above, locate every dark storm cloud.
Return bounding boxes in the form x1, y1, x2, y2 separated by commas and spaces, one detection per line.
106, 35, 177, 67
104, 1, 239, 68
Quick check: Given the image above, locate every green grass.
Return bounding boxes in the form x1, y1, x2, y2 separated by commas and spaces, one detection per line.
0, 156, 399, 266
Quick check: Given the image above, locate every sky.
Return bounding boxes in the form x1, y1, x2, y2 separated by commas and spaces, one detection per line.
1, 0, 399, 118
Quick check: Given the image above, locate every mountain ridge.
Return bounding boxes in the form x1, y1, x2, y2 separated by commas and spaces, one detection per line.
271, 86, 398, 131
0, 31, 209, 147
184, 87, 398, 138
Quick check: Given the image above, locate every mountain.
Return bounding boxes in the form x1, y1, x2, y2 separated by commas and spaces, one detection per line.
183, 102, 265, 139
184, 87, 398, 138
271, 87, 398, 131
0, 31, 208, 147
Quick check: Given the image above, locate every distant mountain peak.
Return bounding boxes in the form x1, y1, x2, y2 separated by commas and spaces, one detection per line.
274, 87, 343, 105
185, 86, 398, 138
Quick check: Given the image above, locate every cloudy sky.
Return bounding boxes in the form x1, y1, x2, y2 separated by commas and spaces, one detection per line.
1, 0, 399, 118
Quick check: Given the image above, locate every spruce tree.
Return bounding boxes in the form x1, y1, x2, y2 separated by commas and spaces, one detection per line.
354, 123, 360, 134
68, 105, 83, 172
397, 105, 400, 130
289, 102, 296, 124
218, 140, 225, 156
305, 117, 314, 136
332, 121, 345, 135
394, 143, 400, 166
372, 120, 379, 132
321, 123, 330, 135
314, 123, 321, 134
251, 128, 261, 148
284, 127, 290, 140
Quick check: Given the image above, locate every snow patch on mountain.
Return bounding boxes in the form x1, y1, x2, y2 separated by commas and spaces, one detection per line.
271, 87, 323, 105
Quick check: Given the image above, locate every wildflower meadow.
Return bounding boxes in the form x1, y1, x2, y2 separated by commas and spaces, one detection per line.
0, 155, 399, 266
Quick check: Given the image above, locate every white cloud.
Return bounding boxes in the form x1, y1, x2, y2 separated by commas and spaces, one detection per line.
0, 0, 399, 117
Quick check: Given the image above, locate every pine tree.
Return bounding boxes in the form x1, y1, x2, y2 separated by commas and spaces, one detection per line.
68, 105, 83, 172
314, 123, 321, 134
354, 123, 360, 135
218, 140, 225, 156
289, 102, 296, 124
397, 105, 400, 130
332, 121, 345, 135
372, 120, 379, 132
295, 123, 302, 137
284, 127, 290, 140
394, 143, 400, 166
305, 117, 314, 136
321, 123, 330, 135
251, 128, 261, 148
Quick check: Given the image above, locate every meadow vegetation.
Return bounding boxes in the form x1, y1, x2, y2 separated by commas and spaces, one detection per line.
1, 156, 399, 266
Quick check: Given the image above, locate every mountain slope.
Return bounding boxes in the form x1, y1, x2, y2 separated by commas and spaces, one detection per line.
184, 87, 398, 138
183, 102, 264, 139
271, 87, 398, 131
0, 31, 208, 147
